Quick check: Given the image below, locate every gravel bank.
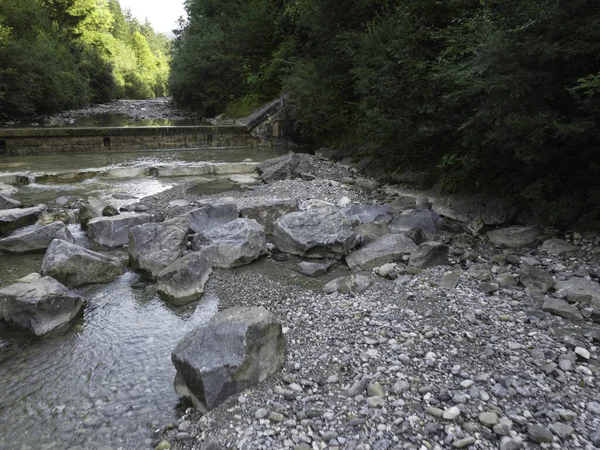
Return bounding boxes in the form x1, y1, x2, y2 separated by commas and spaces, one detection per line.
143, 157, 600, 450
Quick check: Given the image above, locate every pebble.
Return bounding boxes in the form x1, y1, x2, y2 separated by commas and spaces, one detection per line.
527, 424, 554, 443
575, 346, 590, 359
478, 411, 499, 428
442, 407, 461, 420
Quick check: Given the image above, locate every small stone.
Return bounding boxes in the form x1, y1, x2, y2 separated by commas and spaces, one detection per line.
443, 406, 461, 420
479, 282, 499, 294
426, 407, 443, 418
367, 396, 384, 407
460, 379, 474, 388
558, 409, 576, 422
453, 437, 476, 448
268, 412, 284, 422
587, 401, 600, 415
391, 381, 410, 394
590, 429, 600, 446
527, 424, 553, 443
155, 441, 171, 450
574, 346, 590, 359
440, 271, 462, 289
500, 437, 522, 450
255, 408, 269, 419
479, 412, 499, 428
549, 422, 574, 439
367, 382, 384, 397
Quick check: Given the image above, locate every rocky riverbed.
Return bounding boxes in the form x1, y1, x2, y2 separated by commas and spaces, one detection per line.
1, 152, 599, 450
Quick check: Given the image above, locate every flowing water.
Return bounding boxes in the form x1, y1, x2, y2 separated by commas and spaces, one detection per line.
0, 146, 289, 450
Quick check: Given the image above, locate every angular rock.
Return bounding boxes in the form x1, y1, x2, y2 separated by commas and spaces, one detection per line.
527, 425, 553, 443
487, 226, 542, 248
297, 261, 332, 277
520, 264, 555, 293
440, 271, 462, 289
555, 277, 600, 307
542, 297, 583, 321
273, 206, 359, 258
408, 242, 449, 268
0, 205, 45, 235
0, 221, 73, 253
354, 221, 390, 244
157, 253, 212, 305
430, 193, 518, 226
323, 274, 372, 294
541, 237, 578, 255
171, 307, 286, 412
388, 209, 443, 240
345, 234, 416, 270
42, 239, 123, 286
0, 276, 83, 336
257, 152, 314, 183
17, 273, 42, 283
240, 198, 297, 234
341, 205, 394, 225
77, 197, 105, 231
88, 213, 153, 247
101, 205, 119, 217
188, 203, 239, 234
129, 220, 188, 278
496, 272, 517, 288
0, 194, 21, 210
192, 218, 266, 268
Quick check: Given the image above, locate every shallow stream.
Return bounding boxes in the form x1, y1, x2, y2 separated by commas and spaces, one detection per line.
0, 146, 289, 449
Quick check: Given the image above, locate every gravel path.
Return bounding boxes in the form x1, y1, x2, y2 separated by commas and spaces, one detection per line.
143, 157, 599, 450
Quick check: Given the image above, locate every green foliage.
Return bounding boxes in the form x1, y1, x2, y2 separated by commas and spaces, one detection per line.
168, 0, 600, 227
0, 0, 171, 118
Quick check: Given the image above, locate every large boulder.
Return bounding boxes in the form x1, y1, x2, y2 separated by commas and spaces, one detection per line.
257, 152, 314, 183
542, 297, 583, 321
554, 277, 600, 307
430, 193, 518, 226
0, 276, 84, 336
0, 194, 21, 210
171, 307, 286, 412
0, 221, 73, 253
87, 213, 153, 247
41, 239, 123, 286
192, 218, 266, 268
128, 219, 188, 278
408, 242, 449, 269
342, 204, 394, 225
388, 209, 443, 240
540, 238, 578, 255
188, 203, 239, 234
0, 205, 45, 235
157, 252, 212, 305
520, 264, 555, 294
486, 226, 542, 248
240, 198, 298, 234
273, 206, 360, 258
77, 197, 105, 231
345, 234, 416, 270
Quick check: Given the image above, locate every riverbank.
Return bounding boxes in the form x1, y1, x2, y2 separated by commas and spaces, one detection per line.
132, 155, 600, 450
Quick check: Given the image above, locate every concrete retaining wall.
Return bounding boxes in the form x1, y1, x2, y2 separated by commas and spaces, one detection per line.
0, 126, 256, 156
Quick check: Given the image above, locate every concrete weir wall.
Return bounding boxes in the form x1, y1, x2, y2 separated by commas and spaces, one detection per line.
0, 125, 257, 156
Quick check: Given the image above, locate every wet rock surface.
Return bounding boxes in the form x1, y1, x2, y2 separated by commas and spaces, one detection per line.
0, 221, 73, 253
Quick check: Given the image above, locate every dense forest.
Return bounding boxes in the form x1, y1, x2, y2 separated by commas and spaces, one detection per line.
170, 0, 600, 227
0, 0, 170, 118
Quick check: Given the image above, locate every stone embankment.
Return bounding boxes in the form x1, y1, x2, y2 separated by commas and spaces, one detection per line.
0, 152, 599, 449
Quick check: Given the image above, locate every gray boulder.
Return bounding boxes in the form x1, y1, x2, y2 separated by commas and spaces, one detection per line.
240, 198, 298, 234
388, 209, 443, 240
42, 239, 123, 286
157, 253, 212, 305
323, 274, 372, 294
354, 221, 390, 244
346, 234, 416, 270
87, 213, 153, 247
297, 261, 332, 277
188, 203, 239, 234
341, 204, 394, 225
77, 197, 105, 231
0, 205, 45, 235
430, 193, 518, 225
555, 277, 600, 307
0, 194, 21, 210
541, 238, 578, 255
257, 152, 314, 183
520, 264, 555, 293
129, 219, 188, 278
273, 206, 359, 258
0, 276, 84, 336
408, 242, 449, 269
171, 307, 286, 412
0, 221, 73, 253
487, 226, 542, 248
542, 297, 583, 321
192, 218, 266, 268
